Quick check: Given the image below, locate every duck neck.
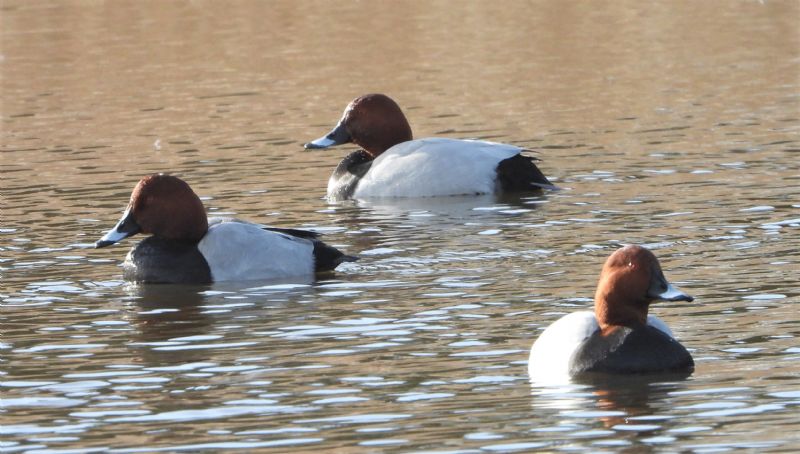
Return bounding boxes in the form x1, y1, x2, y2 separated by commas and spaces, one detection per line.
595, 297, 649, 334
349, 120, 412, 159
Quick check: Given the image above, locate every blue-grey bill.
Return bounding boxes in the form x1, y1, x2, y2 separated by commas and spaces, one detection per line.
656, 282, 694, 302
95, 209, 136, 248
304, 135, 337, 149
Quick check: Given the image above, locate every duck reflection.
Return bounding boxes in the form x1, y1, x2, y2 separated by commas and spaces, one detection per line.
352, 192, 549, 219
530, 371, 691, 428
579, 371, 691, 415
130, 284, 211, 337
323, 192, 552, 256
126, 279, 315, 366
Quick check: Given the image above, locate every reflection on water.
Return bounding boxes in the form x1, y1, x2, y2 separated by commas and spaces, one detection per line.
2, 0, 800, 452
127, 284, 214, 366
531, 378, 688, 433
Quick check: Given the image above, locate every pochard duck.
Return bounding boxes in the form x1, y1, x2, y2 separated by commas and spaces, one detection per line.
528, 245, 694, 381
95, 174, 355, 284
305, 93, 557, 200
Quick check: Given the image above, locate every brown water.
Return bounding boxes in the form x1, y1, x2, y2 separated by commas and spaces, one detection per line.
2, 0, 800, 452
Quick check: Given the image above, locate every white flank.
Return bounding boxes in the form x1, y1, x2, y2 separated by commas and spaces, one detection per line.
198, 220, 315, 282
347, 138, 521, 198
528, 312, 598, 383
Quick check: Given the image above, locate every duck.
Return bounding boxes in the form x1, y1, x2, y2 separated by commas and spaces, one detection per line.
304, 93, 557, 200
528, 245, 694, 381
95, 174, 356, 284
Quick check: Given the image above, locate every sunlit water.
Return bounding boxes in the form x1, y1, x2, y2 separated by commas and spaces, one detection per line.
2, 1, 800, 452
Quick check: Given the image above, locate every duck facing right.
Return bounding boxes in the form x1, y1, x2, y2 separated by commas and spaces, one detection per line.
529, 245, 694, 382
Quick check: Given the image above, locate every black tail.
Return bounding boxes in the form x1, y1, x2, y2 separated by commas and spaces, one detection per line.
312, 240, 358, 272
496, 153, 559, 192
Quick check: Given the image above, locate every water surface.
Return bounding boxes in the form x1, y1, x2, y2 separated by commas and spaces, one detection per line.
2, 0, 800, 452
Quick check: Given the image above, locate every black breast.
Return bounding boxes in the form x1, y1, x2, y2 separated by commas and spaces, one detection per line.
569, 325, 694, 375
329, 150, 373, 200
124, 236, 212, 284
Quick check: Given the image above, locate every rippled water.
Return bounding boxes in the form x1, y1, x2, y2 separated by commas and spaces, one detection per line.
2, 0, 800, 452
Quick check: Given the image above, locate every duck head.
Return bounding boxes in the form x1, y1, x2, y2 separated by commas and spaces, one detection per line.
594, 245, 693, 331
305, 93, 413, 158
95, 174, 208, 248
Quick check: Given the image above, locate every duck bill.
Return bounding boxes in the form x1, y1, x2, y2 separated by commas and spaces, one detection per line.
654, 282, 694, 302
304, 121, 351, 149
95, 208, 141, 248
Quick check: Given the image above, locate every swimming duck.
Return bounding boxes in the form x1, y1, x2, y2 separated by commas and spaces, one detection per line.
95, 174, 355, 283
305, 93, 556, 200
528, 245, 694, 381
